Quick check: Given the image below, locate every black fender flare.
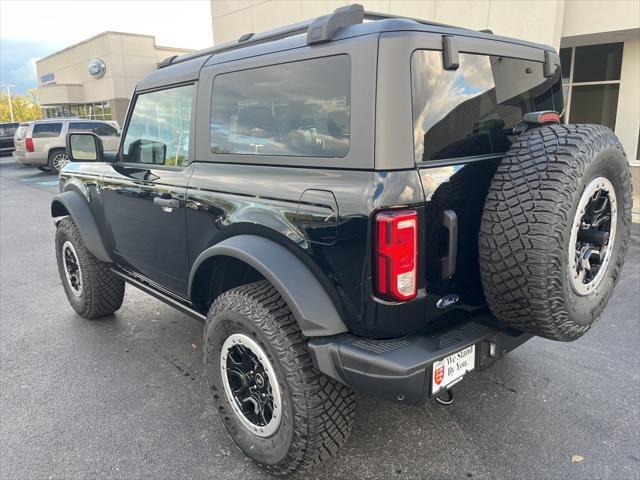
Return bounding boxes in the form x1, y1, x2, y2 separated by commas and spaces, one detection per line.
51, 190, 112, 263
189, 235, 348, 337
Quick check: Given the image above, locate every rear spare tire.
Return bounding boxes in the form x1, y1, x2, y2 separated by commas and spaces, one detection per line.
479, 124, 632, 341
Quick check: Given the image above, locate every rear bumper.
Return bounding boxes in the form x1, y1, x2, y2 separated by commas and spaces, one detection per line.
309, 313, 531, 406
13, 151, 46, 165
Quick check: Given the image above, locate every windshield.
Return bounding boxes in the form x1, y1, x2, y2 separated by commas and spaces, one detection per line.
411, 50, 563, 162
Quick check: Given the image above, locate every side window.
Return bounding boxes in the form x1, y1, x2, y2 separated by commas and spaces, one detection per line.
93, 123, 118, 136
69, 122, 91, 132
211, 55, 350, 158
32, 123, 63, 138
122, 84, 193, 167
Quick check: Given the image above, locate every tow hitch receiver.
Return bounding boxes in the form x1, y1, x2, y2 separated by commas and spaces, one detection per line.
434, 389, 454, 406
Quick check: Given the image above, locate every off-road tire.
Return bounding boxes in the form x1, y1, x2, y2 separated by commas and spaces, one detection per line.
204, 280, 355, 475
479, 124, 632, 341
55, 217, 125, 318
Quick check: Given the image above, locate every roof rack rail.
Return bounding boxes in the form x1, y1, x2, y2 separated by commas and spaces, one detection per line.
159, 3, 473, 69
362, 11, 470, 31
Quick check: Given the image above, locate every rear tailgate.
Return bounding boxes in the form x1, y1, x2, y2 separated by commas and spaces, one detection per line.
13, 124, 29, 152
410, 48, 562, 309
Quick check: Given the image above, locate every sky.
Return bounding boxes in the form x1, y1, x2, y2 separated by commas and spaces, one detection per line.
0, 0, 213, 94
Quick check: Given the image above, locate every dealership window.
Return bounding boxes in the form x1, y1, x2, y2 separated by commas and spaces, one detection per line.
42, 101, 113, 121
559, 43, 623, 130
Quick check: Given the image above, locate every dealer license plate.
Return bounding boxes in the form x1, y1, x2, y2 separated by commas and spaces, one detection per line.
431, 345, 475, 395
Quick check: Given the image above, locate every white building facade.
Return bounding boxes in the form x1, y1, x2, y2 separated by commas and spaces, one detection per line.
36, 32, 192, 125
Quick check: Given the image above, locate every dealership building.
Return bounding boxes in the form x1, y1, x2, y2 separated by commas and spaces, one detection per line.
211, 0, 640, 214
35, 32, 192, 125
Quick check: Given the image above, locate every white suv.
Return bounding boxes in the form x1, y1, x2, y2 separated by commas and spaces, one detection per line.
13, 119, 120, 172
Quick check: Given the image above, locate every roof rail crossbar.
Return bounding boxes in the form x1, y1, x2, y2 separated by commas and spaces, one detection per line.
306, 4, 365, 44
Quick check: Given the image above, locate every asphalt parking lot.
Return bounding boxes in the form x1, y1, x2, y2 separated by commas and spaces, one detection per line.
1, 156, 639, 480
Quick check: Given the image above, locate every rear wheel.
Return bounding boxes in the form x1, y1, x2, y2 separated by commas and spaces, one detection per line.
55, 218, 125, 318
479, 124, 632, 341
48, 149, 69, 173
204, 280, 355, 475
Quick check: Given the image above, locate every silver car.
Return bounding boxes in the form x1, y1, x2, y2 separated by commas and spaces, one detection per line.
13, 119, 120, 172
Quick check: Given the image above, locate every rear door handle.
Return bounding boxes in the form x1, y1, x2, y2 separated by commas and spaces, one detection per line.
153, 196, 180, 212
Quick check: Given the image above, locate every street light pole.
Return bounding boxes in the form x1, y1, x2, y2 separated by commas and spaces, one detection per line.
1, 84, 15, 122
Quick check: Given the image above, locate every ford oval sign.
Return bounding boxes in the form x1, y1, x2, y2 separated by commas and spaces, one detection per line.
88, 58, 106, 78
436, 293, 460, 309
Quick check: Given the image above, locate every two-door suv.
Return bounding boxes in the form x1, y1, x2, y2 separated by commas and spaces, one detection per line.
52, 5, 632, 475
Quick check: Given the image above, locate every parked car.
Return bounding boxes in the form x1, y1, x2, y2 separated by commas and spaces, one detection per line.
0, 122, 19, 156
13, 118, 120, 172
51, 4, 632, 475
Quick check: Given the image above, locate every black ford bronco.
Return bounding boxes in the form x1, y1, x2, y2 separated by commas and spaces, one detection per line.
52, 4, 632, 475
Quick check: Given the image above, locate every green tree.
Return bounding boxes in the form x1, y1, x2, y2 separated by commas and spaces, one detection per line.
0, 89, 42, 122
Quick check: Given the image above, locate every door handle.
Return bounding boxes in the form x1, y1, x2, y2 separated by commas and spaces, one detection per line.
441, 209, 458, 279
153, 196, 180, 212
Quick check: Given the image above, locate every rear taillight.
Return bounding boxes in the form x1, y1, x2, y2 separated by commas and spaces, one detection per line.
25, 138, 34, 152
375, 210, 418, 301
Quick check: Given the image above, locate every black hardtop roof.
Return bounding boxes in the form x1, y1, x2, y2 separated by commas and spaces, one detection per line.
137, 3, 554, 91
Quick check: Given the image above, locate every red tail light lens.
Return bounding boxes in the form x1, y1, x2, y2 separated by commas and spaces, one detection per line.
25, 138, 34, 152
375, 210, 418, 301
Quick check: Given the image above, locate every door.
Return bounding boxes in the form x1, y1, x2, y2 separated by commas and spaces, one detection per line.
100, 84, 195, 295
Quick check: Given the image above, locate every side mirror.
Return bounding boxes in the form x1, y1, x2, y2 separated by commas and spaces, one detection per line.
66, 132, 104, 162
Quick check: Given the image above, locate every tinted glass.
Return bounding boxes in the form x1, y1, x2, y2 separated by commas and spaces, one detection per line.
69, 122, 116, 136
569, 84, 619, 130
123, 84, 193, 167
411, 51, 562, 162
211, 55, 350, 158
32, 123, 63, 138
93, 122, 118, 136
573, 43, 623, 83
0, 123, 18, 137
69, 122, 92, 132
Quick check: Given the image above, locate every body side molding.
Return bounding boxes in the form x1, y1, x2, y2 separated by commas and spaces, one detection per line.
189, 235, 349, 337
51, 190, 112, 263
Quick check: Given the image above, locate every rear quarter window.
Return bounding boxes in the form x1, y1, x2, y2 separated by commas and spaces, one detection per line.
69, 122, 118, 136
32, 123, 63, 138
15, 125, 28, 139
411, 50, 562, 162
210, 54, 350, 158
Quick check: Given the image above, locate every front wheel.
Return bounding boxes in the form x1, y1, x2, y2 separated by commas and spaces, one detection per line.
204, 280, 355, 475
55, 218, 125, 318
